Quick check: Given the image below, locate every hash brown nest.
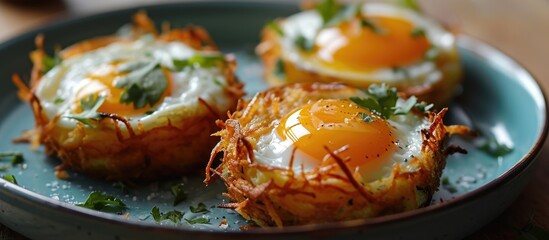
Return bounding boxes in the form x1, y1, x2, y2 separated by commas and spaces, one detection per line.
205, 82, 468, 227
13, 12, 244, 181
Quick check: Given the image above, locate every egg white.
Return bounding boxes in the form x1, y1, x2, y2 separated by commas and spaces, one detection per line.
35, 35, 231, 130
278, 2, 456, 85
254, 104, 430, 182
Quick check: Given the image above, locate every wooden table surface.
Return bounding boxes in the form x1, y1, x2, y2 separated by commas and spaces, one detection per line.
0, 0, 547, 239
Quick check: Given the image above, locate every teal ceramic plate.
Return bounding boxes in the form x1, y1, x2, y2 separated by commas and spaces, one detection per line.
0, 2, 546, 240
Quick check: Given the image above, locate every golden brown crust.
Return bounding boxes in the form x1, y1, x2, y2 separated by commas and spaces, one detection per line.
15, 12, 244, 181
207, 83, 457, 227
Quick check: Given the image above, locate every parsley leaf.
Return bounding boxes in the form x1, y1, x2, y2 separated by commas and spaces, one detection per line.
350, 84, 398, 119
395, 0, 422, 12
65, 94, 106, 126
185, 216, 210, 225
295, 35, 314, 52
274, 58, 286, 79
267, 20, 284, 36
361, 19, 386, 35
2, 174, 17, 184
76, 191, 127, 213
115, 61, 167, 109
325, 4, 362, 27
189, 202, 210, 213
411, 28, 426, 38
477, 137, 513, 157
172, 54, 225, 71
351, 84, 433, 119
424, 46, 439, 61
394, 96, 417, 115
442, 176, 457, 193
150, 206, 184, 224
42, 51, 62, 74
316, 0, 342, 26
0, 151, 24, 165
170, 183, 188, 206
360, 112, 374, 123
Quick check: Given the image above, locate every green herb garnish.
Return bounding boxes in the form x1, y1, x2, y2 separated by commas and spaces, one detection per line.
0, 151, 24, 165
189, 202, 210, 213
185, 216, 210, 225
411, 28, 426, 38
115, 61, 167, 109
170, 183, 188, 206
441, 176, 457, 193
477, 137, 513, 157
65, 94, 106, 126
267, 20, 284, 36
42, 51, 62, 74
316, 0, 342, 26
424, 47, 439, 61
361, 19, 386, 35
76, 191, 127, 213
172, 54, 225, 71
2, 174, 17, 184
395, 0, 422, 12
274, 58, 286, 79
150, 206, 184, 224
325, 4, 361, 27
53, 97, 65, 104
359, 112, 374, 123
295, 35, 314, 52
350, 84, 431, 119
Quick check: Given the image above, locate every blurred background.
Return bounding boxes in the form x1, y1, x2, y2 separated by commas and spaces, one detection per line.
0, 0, 547, 239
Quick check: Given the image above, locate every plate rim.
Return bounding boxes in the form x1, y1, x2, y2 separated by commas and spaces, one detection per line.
0, 0, 547, 237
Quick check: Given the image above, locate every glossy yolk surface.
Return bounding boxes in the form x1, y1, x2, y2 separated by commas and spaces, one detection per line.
72, 62, 172, 116
277, 99, 396, 170
314, 16, 430, 71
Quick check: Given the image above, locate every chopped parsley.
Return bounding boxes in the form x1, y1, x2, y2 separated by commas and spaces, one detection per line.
115, 61, 167, 109
361, 19, 386, 35
395, 0, 422, 12
294, 35, 314, 52
441, 176, 457, 193
2, 174, 17, 184
274, 58, 286, 79
185, 216, 210, 225
0, 151, 24, 165
53, 97, 65, 104
350, 84, 432, 119
189, 202, 210, 213
150, 206, 184, 224
65, 94, 106, 126
316, 0, 342, 26
76, 191, 127, 213
267, 20, 284, 36
325, 4, 362, 27
42, 50, 61, 74
477, 136, 513, 157
172, 54, 225, 71
424, 46, 439, 61
170, 183, 188, 206
411, 28, 426, 38
359, 112, 374, 123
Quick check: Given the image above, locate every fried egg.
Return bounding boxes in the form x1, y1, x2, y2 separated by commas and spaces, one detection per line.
257, 1, 462, 106
206, 83, 467, 226
16, 12, 243, 180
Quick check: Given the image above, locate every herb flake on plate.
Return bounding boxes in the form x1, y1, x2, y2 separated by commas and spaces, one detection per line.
76, 191, 127, 213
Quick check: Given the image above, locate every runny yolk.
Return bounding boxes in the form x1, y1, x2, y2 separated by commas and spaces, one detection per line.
72, 63, 172, 117
276, 99, 396, 171
314, 16, 430, 71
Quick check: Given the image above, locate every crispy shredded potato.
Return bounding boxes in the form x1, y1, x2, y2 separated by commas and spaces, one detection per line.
14, 12, 244, 181
206, 82, 467, 227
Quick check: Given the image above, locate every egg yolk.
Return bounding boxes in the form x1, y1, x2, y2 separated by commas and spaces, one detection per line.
72, 62, 172, 116
277, 99, 396, 170
314, 16, 430, 71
